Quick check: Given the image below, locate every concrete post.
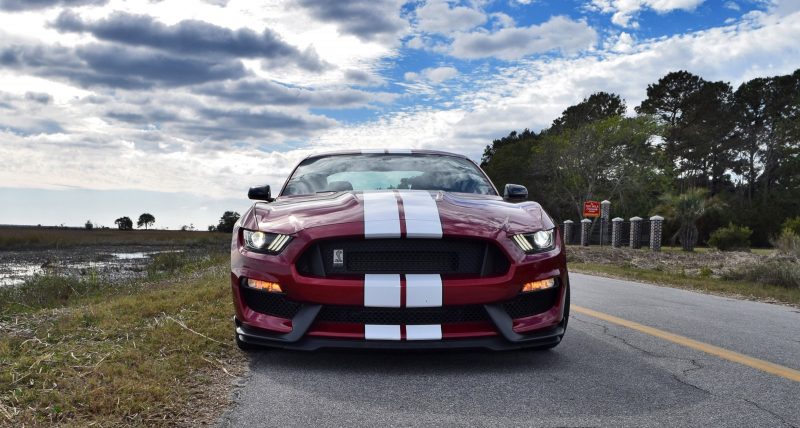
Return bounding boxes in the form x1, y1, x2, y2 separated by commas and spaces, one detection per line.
650, 215, 664, 252
580, 219, 592, 246
563, 220, 574, 245
611, 217, 623, 248
629, 216, 642, 249
600, 200, 611, 245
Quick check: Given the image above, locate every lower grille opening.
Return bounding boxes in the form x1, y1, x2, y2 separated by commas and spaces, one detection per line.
240, 281, 560, 323
503, 286, 560, 319
316, 305, 489, 325
240, 286, 301, 319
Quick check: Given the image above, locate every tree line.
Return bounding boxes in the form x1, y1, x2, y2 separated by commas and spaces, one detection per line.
480, 69, 800, 247
110, 211, 241, 233
114, 214, 155, 230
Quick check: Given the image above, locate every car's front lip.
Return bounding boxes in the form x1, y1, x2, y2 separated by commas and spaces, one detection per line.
234, 315, 566, 351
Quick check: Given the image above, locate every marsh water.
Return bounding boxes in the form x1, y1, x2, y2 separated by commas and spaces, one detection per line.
0, 246, 186, 286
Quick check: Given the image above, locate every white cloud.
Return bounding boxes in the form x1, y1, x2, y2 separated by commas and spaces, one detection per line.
590, 0, 706, 28
489, 12, 515, 29
416, 0, 487, 33
1, 0, 800, 215
312, 8, 800, 163
610, 31, 636, 52
449, 16, 597, 59
403, 71, 420, 81
404, 66, 459, 85
724, 1, 740, 11
424, 66, 459, 83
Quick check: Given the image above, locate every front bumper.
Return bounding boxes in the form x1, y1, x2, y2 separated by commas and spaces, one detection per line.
233, 278, 568, 350
231, 223, 569, 350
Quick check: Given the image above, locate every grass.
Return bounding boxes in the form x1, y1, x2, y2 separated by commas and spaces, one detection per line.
0, 255, 246, 427
0, 251, 223, 313
570, 262, 800, 306
0, 227, 229, 251
659, 245, 775, 256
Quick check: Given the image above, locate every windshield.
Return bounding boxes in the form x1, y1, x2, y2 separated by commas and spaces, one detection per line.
282, 153, 496, 196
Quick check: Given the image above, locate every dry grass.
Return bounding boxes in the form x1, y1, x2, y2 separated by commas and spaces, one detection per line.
1, 252, 222, 313
0, 227, 229, 251
567, 245, 800, 306
0, 256, 247, 427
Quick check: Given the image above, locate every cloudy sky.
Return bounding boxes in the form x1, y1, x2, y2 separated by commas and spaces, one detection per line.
1, 0, 799, 229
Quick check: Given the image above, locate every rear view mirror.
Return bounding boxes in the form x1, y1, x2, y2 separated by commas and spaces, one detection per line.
503, 184, 528, 202
248, 185, 273, 202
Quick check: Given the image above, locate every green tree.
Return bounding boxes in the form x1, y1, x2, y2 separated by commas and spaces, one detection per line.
217, 211, 240, 233
532, 115, 663, 220
548, 92, 626, 134
114, 216, 133, 230
637, 71, 736, 194
655, 189, 723, 251
137, 213, 155, 230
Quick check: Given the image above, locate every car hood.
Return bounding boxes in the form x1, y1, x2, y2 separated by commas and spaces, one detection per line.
242, 190, 554, 236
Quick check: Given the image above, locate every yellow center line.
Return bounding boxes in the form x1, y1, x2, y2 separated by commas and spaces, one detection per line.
571, 305, 800, 383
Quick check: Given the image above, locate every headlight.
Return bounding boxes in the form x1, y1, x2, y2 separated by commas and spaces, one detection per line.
242, 229, 292, 254
512, 229, 555, 253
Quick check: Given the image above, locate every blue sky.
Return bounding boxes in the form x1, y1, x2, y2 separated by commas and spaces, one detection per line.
0, 0, 798, 229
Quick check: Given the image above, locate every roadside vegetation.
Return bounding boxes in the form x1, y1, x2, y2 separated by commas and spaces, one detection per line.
0, 227, 227, 251
481, 69, 800, 248
0, 247, 244, 426
567, 244, 800, 306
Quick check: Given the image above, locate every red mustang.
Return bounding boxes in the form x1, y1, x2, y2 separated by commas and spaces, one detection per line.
231, 150, 569, 350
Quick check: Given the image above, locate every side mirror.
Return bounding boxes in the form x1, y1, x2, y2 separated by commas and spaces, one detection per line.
503, 184, 528, 202
248, 185, 273, 202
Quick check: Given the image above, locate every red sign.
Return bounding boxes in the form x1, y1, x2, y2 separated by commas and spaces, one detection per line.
583, 201, 600, 218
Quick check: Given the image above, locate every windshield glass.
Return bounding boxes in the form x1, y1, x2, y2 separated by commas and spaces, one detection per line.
282, 153, 496, 196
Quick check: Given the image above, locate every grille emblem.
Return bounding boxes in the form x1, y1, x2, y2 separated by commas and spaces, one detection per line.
333, 249, 344, 266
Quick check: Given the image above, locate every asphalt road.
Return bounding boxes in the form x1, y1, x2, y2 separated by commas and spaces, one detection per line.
219, 273, 800, 427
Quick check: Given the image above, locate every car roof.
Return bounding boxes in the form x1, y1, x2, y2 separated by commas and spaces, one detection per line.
303, 149, 470, 161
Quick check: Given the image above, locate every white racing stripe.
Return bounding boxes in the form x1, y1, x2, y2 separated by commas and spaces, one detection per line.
364, 274, 401, 307
365, 324, 401, 340
399, 191, 442, 238
405, 274, 442, 307
406, 325, 442, 340
362, 191, 401, 238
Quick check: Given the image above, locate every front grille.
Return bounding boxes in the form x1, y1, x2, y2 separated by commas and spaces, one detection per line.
316, 305, 489, 325
240, 286, 301, 319
347, 251, 458, 273
296, 238, 509, 277
503, 286, 560, 319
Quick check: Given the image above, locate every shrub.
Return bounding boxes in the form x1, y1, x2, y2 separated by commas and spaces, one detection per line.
783, 216, 800, 235
0, 274, 102, 310
724, 258, 800, 290
772, 229, 800, 256
708, 223, 752, 251
147, 251, 186, 275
